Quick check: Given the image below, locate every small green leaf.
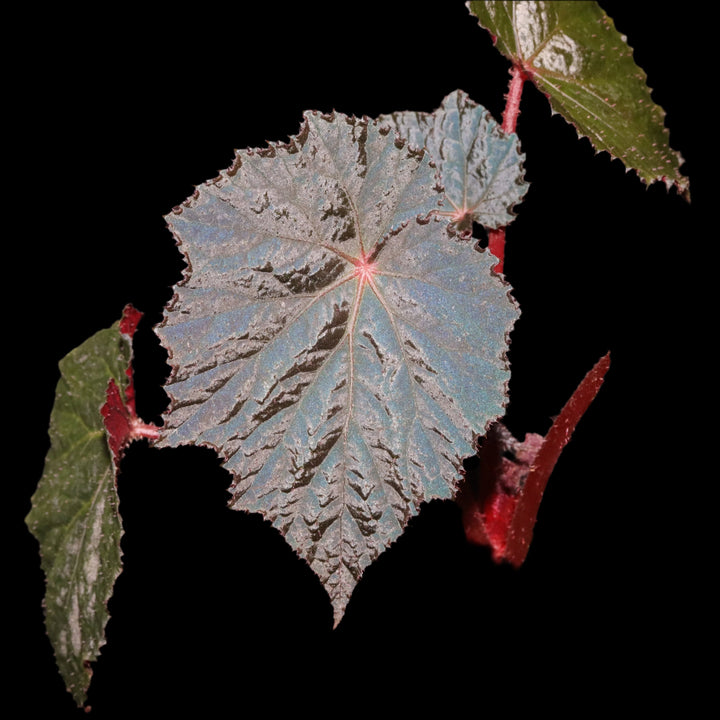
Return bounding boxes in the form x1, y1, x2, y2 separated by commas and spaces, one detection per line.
26, 313, 134, 706
467, 0, 688, 196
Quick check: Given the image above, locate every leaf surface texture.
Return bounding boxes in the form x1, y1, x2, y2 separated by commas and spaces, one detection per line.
379, 89, 529, 230
157, 110, 520, 622
26, 316, 133, 706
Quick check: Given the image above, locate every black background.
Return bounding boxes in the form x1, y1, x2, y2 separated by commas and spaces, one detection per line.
10, 2, 707, 716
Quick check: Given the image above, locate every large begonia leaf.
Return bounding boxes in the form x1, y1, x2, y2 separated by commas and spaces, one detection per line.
157, 110, 520, 624
26, 306, 142, 707
467, 1, 688, 196
378, 89, 529, 232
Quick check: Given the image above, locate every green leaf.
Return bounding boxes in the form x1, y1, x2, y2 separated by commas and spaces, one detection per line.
467, 0, 688, 196
26, 313, 135, 706
157, 110, 519, 624
378, 89, 529, 231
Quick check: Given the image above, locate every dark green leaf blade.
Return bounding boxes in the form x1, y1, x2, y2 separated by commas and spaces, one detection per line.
26, 313, 134, 706
467, 0, 688, 196
157, 112, 520, 624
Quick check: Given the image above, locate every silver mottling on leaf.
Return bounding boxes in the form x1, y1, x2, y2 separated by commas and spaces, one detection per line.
379, 89, 529, 230
466, 1, 688, 196
26, 319, 133, 706
157, 109, 520, 624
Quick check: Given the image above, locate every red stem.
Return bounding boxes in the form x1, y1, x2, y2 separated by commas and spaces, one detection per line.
489, 65, 527, 275
502, 65, 526, 134
488, 229, 506, 274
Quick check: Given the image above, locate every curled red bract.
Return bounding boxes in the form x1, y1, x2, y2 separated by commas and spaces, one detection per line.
459, 352, 611, 566
100, 305, 159, 465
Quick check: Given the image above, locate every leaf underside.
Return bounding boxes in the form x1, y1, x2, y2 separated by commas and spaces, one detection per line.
467, 0, 688, 196
378, 89, 529, 230
157, 107, 521, 624
26, 312, 135, 706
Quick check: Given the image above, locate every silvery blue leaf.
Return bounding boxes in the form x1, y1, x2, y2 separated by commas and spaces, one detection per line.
156, 110, 519, 623
379, 89, 529, 230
